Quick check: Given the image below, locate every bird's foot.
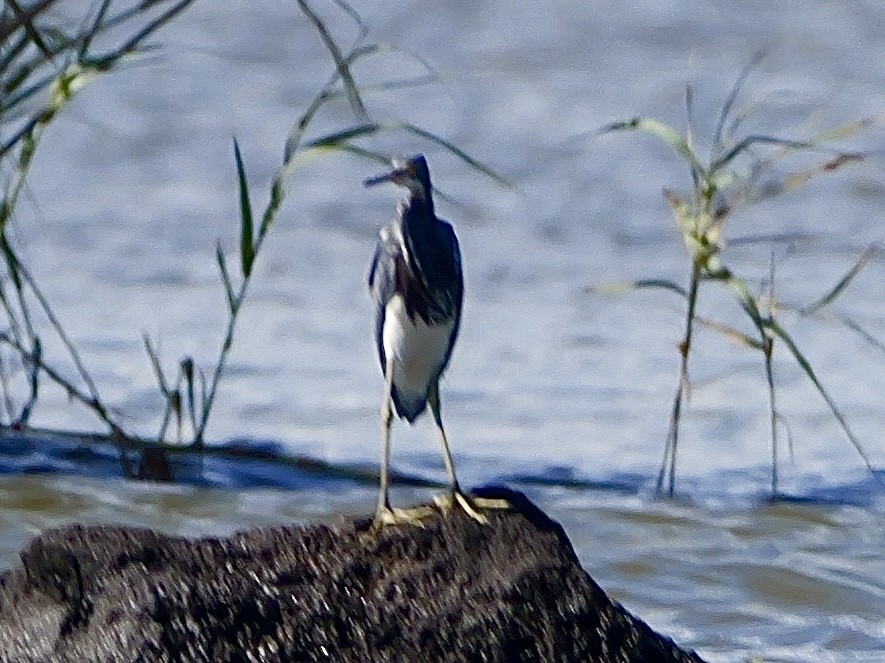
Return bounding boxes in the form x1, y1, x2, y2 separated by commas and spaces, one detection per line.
373, 504, 436, 528
433, 490, 511, 525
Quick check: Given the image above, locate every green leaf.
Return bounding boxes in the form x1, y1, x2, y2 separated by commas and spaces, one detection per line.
215, 242, 236, 313
233, 138, 255, 278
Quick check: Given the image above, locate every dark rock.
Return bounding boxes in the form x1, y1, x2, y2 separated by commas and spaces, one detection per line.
0, 487, 706, 662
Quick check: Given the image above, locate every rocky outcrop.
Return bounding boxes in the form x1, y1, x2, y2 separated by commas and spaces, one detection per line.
0, 487, 705, 662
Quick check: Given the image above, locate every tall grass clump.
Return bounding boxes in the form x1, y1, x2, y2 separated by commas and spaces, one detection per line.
594, 58, 879, 497
1, 0, 196, 437
2, 1, 506, 478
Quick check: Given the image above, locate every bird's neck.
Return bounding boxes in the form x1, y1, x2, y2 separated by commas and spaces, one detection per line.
403, 190, 434, 223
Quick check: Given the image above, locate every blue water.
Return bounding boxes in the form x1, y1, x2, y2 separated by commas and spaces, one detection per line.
2, 1, 885, 661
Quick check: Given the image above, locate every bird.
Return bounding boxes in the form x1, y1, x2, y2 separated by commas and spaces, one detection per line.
364, 154, 505, 526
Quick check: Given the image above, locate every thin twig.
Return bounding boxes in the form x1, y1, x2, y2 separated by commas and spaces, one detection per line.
657, 258, 701, 496
13, 250, 104, 406
0, 0, 60, 45
295, 0, 369, 122
0, 332, 127, 437
713, 50, 764, 152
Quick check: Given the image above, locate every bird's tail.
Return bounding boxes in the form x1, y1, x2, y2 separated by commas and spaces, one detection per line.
391, 386, 427, 423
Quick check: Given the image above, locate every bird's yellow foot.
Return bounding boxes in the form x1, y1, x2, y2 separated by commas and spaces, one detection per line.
373, 504, 436, 528
433, 491, 511, 524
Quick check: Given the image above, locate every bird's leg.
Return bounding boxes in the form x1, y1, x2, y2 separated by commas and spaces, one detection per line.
375, 361, 394, 521
428, 380, 460, 492
374, 361, 433, 527
427, 381, 510, 523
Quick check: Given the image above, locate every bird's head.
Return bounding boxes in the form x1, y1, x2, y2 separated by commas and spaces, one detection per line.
364, 154, 432, 201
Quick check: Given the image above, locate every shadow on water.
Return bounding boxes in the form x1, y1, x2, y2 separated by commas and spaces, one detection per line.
0, 427, 441, 491
770, 470, 885, 508
499, 465, 649, 495
1, 427, 882, 509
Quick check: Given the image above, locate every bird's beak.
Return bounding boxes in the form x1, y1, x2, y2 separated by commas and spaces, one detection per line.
363, 172, 394, 187
363, 167, 406, 188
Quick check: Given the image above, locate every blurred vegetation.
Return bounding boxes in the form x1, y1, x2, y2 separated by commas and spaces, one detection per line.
594, 57, 880, 497
5, 5, 877, 494
0, 0, 504, 479
1, 0, 198, 460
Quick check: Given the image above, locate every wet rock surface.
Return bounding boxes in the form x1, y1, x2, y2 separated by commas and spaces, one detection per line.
0, 488, 706, 662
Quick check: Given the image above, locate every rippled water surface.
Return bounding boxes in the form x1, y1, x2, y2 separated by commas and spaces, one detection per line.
2, 1, 885, 661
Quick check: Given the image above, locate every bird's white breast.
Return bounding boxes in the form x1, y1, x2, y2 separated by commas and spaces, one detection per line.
382, 294, 453, 399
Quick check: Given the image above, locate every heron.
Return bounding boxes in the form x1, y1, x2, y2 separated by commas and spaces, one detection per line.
365, 154, 506, 526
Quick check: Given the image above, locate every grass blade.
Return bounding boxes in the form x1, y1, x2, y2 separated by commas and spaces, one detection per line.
836, 315, 885, 354
143, 332, 174, 441
722, 272, 764, 325
78, 0, 112, 60
215, 242, 236, 313
6, 0, 54, 59
399, 122, 513, 188
294, 121, 512, 189
804, 115, 878, 144
0, 0, 59, 44
233, 138, 255, 278
684, 84, 701, 188
331, 0, 368, 39
0, 236, 23, 293
801, 245, 878, 315
596, 117, 707, 185
762, 335, 778, 495
588, 278, 689, 299
713, 50, 764, 151
694, 316, 765, 350
296, 0, 368, 122
181, 356, 198, 433
710, 135, 816, 175
777, 152, 864, 195
766, 319, 874, 473
142, 333, 169, 395
803, 309, 885, 355
304, 122, 382, 148
113, 0, 196, 59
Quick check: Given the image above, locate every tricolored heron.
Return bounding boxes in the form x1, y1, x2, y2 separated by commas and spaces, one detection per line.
365, 154, 505, 525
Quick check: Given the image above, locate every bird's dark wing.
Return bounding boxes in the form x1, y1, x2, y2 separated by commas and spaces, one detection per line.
438, 219, 464, 365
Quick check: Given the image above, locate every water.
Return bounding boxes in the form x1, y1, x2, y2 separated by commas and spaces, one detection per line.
2, 1, 885, 661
